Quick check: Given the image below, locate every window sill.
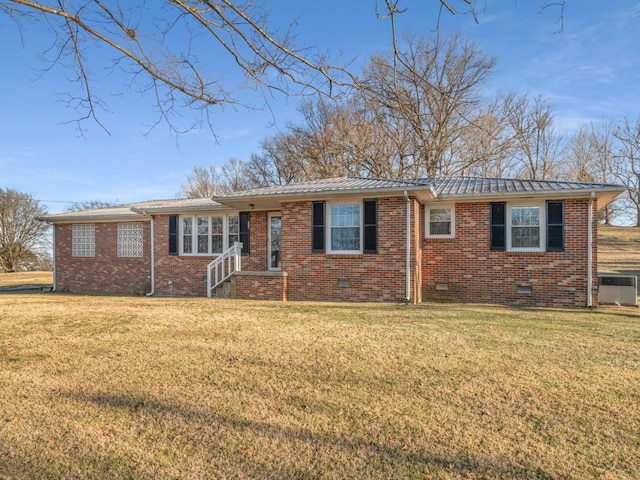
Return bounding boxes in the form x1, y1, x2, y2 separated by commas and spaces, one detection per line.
425, 237, 456, 242
506, 251, 546, 256
327, 253, 364, 259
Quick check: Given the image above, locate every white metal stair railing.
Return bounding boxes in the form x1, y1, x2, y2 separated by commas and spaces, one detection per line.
207, 242, 243, 298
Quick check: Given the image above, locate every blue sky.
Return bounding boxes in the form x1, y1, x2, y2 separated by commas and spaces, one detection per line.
1, 1, 639, 214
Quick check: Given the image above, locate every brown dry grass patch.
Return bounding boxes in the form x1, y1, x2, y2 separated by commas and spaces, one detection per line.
0, 272, 53, 290
0, 295, 638, 479
599, 226, 640, 281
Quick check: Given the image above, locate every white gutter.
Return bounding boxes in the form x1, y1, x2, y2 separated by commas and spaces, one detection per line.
143, 211, 155, 296
404, 191, 411, 302
587, 192, 595, 308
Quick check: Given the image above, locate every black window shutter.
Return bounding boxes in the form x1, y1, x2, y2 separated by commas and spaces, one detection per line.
490, 202, 506, 250
239, 212, 250, 254
547, 201, 564, 251
312, 201, 325, 252
168, 215, 178, 255
363, 199, 378, 254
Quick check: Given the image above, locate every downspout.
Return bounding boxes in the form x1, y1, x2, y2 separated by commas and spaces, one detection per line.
404, 191, 411, 302
51, 223, 56, 292
143, 211, 155, 296
587, 192, 595, 308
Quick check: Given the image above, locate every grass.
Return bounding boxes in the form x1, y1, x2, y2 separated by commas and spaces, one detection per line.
0, 295, 638, 479
0, 272, 53, 292
599, 225, 640, 281
0, 227, 638, 478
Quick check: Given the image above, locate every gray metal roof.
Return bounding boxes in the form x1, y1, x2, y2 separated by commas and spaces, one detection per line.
222, 176, 432, 198
38, 176, 625, 222
38, 197, 227, 222
429, 177, 624, 198
214, 176, 435, 210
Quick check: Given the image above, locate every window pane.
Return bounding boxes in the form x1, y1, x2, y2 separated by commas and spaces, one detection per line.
197, 217, 209, 254
430, 208, 451, 223
211, 216, 224, 253
117, 222, 143, 257
183, 217, 192, 234
331, 204, 359, 228
431, 222, 451, 235
512, 226, 540, 248
331, 226, 360, 251
211, 216, 224, 234
228, 215, 239, 248
183, 217, 193, 254
330, 204, 360, 251
429, 208, 451, 235
72, 224, 95, 257
511, 206, 540, 248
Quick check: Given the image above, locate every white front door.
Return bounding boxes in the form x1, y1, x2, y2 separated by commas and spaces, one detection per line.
268, 214, 281, 271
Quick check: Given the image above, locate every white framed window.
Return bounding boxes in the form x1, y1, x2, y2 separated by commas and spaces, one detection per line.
72, 223, 95, 257
117, 222, 143, 257
507, 202, 545, 252
328, 202, 361, 253
228, 215, 240, 249
211, 216, 224, 253
426, 204, 455, 238
182, 217, 193, 254
180, 214, 238, 255
197, 217, 209, 254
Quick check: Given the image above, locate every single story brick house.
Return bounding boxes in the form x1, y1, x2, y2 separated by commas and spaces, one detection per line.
39, 176, 624, 308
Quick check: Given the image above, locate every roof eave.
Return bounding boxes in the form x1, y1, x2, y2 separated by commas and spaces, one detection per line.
37, 212, 148, 223
130, 204, 231, 215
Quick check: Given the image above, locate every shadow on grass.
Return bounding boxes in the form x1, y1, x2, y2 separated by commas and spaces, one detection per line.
52, 389, 556, 479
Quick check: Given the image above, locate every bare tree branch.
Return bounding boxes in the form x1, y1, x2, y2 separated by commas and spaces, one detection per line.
4, 0, 359, 134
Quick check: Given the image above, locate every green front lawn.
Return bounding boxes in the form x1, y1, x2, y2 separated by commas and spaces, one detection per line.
0, 295, 638, 479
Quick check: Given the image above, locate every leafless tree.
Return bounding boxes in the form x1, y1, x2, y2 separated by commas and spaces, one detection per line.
179, 165, 225, 198
3, 0, 359, 135
220, 158, 254, 192
507, 94, 565, 180
359, 33, 496, 178
459, 94, 518, 178
0, 188, 50, 273
565, 121, 618, 223
65, 199, 120, 212
614, 118, 640, 227
246, 131, 309, 187
2, 1, 572, 135
180, 159, 256, 197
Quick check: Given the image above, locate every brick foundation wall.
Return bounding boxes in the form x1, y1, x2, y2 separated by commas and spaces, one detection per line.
235, 271, 287, 300
54, 222, 151, 295
281, 198, 420, 303
421, 199, 597, 308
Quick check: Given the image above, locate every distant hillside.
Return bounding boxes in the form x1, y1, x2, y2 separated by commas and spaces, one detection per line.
599, 225, 640, 280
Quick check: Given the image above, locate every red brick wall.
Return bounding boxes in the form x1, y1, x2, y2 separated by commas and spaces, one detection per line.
53, 198, 599, 308
54, 222, 151, 295
236, 272, 287, 301
243, 211, 269, 272
151, 212, 271, 297
281, 198, 420, 303
153, 215, 211, 296
421, 199, 597, 308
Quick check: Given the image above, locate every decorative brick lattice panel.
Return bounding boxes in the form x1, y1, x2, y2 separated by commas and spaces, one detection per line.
72, 224, 95, 257
117, 222, 144, 257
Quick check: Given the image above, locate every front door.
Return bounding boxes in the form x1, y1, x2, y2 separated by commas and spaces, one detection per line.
268, 214, 281, 270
